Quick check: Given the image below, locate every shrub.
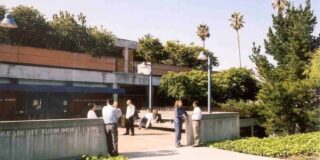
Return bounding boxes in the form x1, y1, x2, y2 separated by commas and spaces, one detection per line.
219, 99, 260, 117
81, 154, 128, 160
209, 132, 320, 158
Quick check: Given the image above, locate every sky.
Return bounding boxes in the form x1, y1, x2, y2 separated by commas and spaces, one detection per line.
2, 0, 320, 71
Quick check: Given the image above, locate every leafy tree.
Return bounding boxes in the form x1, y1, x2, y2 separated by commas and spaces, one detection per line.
159, 68, 258, 105
50, 11, 90, 52
229, 12, 244, 67
136, 34, 167, 63
163, 40, 218, 68
251, 0, 319, 135
159, 71, 193, 100
213, 68, 259, 102
220, 99, 260, 118
0, 5, 8, 42
86, 26, 115, 57
0, 5, 51, 47
0, 5, 115, 58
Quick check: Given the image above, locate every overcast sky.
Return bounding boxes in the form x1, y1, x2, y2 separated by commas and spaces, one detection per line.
2, 0, 320, 70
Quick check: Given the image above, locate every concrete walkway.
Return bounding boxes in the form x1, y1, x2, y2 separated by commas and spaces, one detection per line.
118, 128, 281, 160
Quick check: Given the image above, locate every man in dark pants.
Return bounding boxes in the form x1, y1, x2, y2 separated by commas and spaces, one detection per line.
102, 99, 122, 156
174, 100, 188, 148
123, 99, 135, 136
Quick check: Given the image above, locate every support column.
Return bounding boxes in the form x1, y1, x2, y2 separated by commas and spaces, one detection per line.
123, 47, 129, 73
112, 83, 118, 101
148, 74, 153, 109
250, 126, 254, 137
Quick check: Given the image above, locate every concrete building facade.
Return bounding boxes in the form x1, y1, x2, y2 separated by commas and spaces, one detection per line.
0, 39, 191, 120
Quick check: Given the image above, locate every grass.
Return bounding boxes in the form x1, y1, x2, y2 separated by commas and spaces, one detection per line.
208, 132, 320, 158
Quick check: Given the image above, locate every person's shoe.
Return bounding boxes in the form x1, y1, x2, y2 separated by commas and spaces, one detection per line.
131, 133, 135, 136
192, 144, 200, 147
122, 133, 129, 135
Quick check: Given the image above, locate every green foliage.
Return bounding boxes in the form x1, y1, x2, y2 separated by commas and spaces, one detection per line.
136, 34, 167, 63
81, 154, 128, 160
264, 0, 317, 81
196, 24, 210, 42
213, 68, 259, 102
209, 132, 320, 158
164, 40, 218, 68
159, 68, 259, 105
257, 80, 319, 134
250, 0, 320, 135
159, 70, 207, 102
229, 12, 244, 31
220, 99, 260, 117
136, 35, 219, 68
0, 5, 51, 48
0, 5, 115, 57
306, 49, 320, 85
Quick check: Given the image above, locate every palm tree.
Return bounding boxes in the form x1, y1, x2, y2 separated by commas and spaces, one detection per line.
197, 24, 210, 48
229, 12, 244, 67
272, 0, 288, 13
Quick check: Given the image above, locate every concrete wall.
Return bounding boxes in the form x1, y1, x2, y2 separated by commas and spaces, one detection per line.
0, 118, 107, 160
200, 112, 239, 143
0, 63, 161, 86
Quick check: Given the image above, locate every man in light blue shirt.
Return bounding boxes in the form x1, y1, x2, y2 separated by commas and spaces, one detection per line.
102, 99, 122, 156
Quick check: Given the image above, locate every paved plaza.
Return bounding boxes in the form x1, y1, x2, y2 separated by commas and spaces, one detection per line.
118, 128, 280, 160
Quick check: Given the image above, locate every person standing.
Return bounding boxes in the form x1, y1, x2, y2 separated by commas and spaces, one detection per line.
174, 100, 188, 148
87, 103, 98, 119
124, 99, 135, 136
102, 99, 122, 156
191, 100, 202, 147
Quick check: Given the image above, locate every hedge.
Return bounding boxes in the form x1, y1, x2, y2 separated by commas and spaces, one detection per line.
209, 132, 320, 158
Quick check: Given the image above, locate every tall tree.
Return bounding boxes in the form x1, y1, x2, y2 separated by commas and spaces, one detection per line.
251, 0, 319, 135
229, 12, 244, 67
196, 24, 210, 48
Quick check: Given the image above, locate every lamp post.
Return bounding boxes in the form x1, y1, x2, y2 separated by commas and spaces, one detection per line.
0, 13, 18, 28
148, 63, 152, 110
197, 51, 212, 113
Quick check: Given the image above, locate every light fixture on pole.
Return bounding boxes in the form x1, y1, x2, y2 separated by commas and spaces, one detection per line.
0, 13, 18, 28
197, 50, 212, 113
197, 51, 207, 61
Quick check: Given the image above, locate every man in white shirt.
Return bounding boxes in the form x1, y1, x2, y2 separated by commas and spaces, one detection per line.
124, 99, 135, 136
87, 103, 98, 119
191, 100, 202, 147
102, 99, 122, 156
138, 109, 153, 129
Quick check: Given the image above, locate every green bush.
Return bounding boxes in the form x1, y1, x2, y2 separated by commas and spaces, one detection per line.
81, 154, 128, 160
219, 99, 260, 117
0, 5, 115, 58
209, 132, 320, 158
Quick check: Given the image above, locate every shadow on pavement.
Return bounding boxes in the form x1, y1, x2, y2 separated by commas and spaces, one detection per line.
122, 149, 179, 158
134, 133, 168, 136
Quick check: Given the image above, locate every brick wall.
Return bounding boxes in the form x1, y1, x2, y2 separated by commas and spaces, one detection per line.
0, 44, 116, 71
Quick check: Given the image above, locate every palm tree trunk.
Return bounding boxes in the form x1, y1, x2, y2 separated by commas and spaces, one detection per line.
202, 40, 205, 48
237, 30, 242, 67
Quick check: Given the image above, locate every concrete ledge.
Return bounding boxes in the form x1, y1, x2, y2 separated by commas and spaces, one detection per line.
0, 118, 107, 160
200, 112, 240, 143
